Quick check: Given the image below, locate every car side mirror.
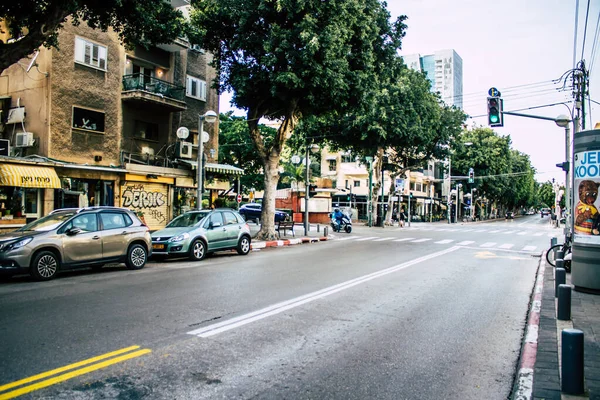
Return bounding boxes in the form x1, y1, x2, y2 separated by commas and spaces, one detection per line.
66, 227, 82, 236
210, 221, 222, 229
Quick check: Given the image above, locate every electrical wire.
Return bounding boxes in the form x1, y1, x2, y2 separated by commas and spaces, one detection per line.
581, 0, 592, 61
574, 0, 580, 69
588, 11, 600, 76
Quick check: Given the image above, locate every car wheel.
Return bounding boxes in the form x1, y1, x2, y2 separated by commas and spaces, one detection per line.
236, 236, 251, 255
126, 244, 147, 270
189, 239, 207, 261
30, 250, 60, 281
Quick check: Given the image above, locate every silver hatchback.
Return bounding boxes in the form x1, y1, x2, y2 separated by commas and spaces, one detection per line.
0, 207, 152, 281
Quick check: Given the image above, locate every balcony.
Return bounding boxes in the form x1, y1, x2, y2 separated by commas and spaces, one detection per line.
122, 74, 187, 112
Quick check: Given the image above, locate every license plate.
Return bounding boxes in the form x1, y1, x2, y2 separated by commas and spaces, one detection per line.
153, 244, 165, 250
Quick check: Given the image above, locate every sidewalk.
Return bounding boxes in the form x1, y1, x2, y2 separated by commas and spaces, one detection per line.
250, 222, 330, 250
529, 255, 600, 400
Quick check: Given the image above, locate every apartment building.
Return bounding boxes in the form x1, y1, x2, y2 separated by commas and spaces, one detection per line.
0, 5, 243, 231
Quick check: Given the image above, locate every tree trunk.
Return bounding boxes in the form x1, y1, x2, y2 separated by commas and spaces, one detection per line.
256, 153, 280, 240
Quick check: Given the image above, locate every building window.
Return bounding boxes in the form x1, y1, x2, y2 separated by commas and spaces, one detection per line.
341, 154, 354, 163
75, 37, 107, 70
186, 75, 207, 101
353, 181, 360, 188
72, 107, 105, 133
134, 120, 159, 141
328, 160, 337, 172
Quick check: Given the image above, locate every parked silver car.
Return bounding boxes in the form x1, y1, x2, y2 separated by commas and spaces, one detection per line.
151, 208, 251, 261
0, 207, 152, 281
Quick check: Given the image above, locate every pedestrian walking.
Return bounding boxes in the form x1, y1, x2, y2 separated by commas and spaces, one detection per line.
399, 208, 406, 228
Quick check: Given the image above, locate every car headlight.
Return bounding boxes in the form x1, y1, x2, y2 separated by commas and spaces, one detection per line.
169, 233, 190, 243
1, 237, 33, 252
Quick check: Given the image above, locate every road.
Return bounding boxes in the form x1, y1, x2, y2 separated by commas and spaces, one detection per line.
0, 215, 558, 399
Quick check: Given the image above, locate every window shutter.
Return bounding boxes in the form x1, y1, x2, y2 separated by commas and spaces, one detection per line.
75, 38, 85, 63
200, 80, 207, 101
98, 46, 107, 70
84, 43, 91, 64
186, 76, 192, 96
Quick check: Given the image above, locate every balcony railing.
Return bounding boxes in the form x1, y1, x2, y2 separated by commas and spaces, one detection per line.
122, 74, 185, 101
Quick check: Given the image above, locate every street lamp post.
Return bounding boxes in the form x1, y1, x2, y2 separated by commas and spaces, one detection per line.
555, 114, 576, 237
197, 110, 218, 210
455, 183, 462, 223
304, 143, 319, 235
471, 188, 476, 220
366, 156, 373, 227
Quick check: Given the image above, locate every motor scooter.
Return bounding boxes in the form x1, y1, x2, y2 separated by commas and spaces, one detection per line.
330, 211, 352, 233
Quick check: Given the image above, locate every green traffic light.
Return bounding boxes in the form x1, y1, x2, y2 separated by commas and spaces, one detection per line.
490, 115, 499, 123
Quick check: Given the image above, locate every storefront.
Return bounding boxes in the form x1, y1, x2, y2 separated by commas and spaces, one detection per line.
0, 161, 61, 229
120, 173, 173, 230
54, 165, 125, 209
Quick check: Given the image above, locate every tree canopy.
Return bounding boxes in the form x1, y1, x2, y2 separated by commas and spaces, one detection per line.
192, 0, 407, 239
0, 0, 191, 73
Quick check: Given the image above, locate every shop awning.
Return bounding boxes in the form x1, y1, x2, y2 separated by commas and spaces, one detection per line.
178, 160, 244, 176
0, 164, 61, 188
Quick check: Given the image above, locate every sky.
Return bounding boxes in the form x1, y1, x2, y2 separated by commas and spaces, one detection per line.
220, 0, 600, 185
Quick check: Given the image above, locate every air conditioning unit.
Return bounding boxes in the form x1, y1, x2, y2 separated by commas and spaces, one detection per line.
141, 146, 155, 156
15, 132, 34, 147
176, 141, 193, 159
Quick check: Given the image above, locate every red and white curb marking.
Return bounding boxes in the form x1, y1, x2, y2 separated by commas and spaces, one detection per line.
514, 256, 545, 400
251, 236, 327, 250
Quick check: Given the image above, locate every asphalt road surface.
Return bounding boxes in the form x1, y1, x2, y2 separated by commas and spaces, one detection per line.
0, 215, 558, 399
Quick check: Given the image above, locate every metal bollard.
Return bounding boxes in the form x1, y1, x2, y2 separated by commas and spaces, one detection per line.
561, 329, 585, 394
317, 224, 320, 233
557, 284, 572, 320
555, 267, 566, 297
551, 237, 557, 247
556, 250, 565, 261
556, 258, 565, 270
324, 226, 328, 237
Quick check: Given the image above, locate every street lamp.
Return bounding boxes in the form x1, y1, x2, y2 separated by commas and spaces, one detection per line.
446, 142, 472, 223
555, 114, 573, 236
365, 156, 373, 227
304, 143, 320, 235
197, 110, 218, 210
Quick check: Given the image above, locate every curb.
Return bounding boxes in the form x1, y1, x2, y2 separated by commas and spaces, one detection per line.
251, 236, 329, 250
513, 253, 546, 400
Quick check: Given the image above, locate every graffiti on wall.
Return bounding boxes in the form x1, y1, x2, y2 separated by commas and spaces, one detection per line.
121, 183, 169, 228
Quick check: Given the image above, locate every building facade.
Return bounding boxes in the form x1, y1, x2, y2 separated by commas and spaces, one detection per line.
0, 6, 242, 231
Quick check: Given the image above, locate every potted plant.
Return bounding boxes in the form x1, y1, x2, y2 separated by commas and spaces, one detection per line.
10, 196, 23, 219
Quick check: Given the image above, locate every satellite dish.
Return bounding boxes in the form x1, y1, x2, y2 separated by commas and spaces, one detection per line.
26, 51, 40, 73
176, 127, 190, 139
201, 131, 210, 143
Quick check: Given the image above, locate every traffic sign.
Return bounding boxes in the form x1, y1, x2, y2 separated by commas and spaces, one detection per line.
488, 87, 501, 97
237, 194, 242, 203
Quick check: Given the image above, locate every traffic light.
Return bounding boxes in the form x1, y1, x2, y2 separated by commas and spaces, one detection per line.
468, 168, 474, 183
409, 192, 413, 199
487, 97, 504, 127
309, 184, 317, 197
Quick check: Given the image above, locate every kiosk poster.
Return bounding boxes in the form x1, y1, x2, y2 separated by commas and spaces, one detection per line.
573, 149, 600, 244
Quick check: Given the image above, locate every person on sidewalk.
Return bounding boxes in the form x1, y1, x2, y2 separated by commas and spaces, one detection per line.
399, 208, 406, 228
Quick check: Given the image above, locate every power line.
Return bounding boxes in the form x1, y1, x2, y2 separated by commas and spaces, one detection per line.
588, 11, 600, 76
581, 0, 592, 61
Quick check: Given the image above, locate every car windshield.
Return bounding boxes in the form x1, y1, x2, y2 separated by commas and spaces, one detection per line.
166, 211, 210, 228
18, 212, 76, 232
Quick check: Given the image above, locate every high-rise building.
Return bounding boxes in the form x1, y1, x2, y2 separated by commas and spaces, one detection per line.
403, 49, 463, 109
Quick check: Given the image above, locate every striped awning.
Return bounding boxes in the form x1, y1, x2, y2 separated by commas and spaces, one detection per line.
0, 163, 61, 188
178, 160, 244, 176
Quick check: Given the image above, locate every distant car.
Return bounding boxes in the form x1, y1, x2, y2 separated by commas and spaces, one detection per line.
238, 203, 287, 223
151, 208, 251, 261
540, 208, 551, 217
505, 211, 514, 219
0, 207, 151, 281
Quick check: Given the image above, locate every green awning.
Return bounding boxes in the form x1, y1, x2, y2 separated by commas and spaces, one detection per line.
178, 160, 244, 176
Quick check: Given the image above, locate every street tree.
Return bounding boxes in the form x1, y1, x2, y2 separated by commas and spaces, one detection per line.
218, 112, 276, 193
297, 62, 466, 224
0, 0, 191, 74
192, 0, 406, 239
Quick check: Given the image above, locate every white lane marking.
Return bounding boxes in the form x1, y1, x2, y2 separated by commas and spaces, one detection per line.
393, 238, 415, 242
473, 229, 488, 233
522, 245, 537, 251
461, 229, 475, 232
457, 240, 475, 245
534, 233, 544, 237
503, 230, 516, 234
411, 238, 431, 243
517, 231, 528, 235
188, 247, 462, 338
489, 230, 502, 233
499, 243, 514, 249
435, 239, 454, 244
480, 242, 497, 248
335, 236, 358, 241
355, 236, 379, 241
373, 237, 394, 242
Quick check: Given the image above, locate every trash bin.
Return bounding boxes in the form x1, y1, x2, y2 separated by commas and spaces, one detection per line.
572, 128, 600, 293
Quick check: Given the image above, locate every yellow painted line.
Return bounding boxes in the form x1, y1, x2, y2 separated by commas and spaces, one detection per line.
0, 345, 140, 393
0, 349, 151, 399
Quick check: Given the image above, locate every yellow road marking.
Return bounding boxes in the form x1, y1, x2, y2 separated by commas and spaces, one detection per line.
0, 347, 151, 399
475, 251, 530, 260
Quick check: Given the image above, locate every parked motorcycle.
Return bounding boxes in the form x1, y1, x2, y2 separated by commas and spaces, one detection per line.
330, 211, 352, 233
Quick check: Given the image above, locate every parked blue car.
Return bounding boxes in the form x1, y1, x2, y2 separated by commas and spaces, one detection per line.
238, 203, 287, 223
